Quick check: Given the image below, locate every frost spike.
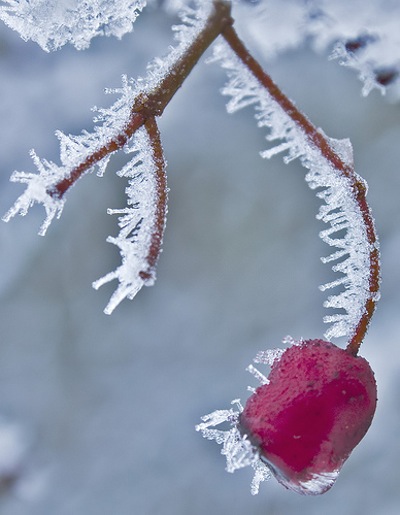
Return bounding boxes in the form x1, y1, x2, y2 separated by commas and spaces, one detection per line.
0, 0, 146, 51
93, 118, 167, 314
219, 24, 380, 354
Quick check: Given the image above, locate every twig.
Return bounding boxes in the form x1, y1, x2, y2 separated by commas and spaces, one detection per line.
51, 0, 233, 199
221, 24, 380, 355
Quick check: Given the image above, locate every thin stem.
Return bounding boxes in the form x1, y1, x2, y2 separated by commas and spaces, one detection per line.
53, 112, 145, 197
51, 0, 233, 199
221, 25, 380, 355
139, 117, 168, 281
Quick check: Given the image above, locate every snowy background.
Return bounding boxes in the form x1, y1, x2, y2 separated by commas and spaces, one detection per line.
1, 3, 400, 514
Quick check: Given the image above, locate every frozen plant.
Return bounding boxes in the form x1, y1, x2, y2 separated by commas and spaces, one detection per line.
196, 338, 377, 495
1, 0, 388, 496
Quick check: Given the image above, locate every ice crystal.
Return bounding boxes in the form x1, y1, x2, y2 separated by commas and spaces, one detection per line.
0, 0, 146, 51
195, 399, 271, 495
212, 40, 374, 340
3, 1, 216, 311
197, 337, 374, 495
2, 150, 66, 236
141, 0, 214, 92
196, 342, 290, 494
310, 0, 400, 96
93, 127, 167, 314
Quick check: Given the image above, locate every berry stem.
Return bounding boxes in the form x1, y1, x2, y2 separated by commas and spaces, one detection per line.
221, 24, 380, 355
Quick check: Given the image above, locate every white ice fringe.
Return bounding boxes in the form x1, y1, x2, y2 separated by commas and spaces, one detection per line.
196, 345, 288, 494
3, 2, 218, 312
0, 0, 146, 52
92, 127, 164, 314
2, 74, 138, 236
212, 40, 371, 340
3, 0, 211, 233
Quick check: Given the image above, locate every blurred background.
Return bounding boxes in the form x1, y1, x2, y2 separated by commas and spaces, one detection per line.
0, 2, 399, 514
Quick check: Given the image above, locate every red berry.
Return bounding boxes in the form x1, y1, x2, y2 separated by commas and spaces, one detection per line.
239, 339, 377, 494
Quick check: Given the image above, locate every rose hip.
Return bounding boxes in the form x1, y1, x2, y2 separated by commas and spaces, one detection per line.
239, 339, 377, 494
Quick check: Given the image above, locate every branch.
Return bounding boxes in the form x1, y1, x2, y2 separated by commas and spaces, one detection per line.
51, 0, 233, 200
221, 25, 380, 355
92, 118, 167, 314
139, 117, 168, 282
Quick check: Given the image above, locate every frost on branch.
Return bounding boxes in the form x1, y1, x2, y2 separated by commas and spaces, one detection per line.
310, 0, 400, 96
2, 1, 218, 313
212, 41, 374, 340
93, 126, 167, 315
2, 150, 66, 236
2, 75, 138, 236
0, 0, 146, 51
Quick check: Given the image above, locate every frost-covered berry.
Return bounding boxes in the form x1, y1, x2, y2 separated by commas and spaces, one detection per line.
238, 339, 377, 494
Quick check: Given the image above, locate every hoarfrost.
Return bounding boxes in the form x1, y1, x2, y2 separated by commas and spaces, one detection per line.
196, 345, 289, 494
0, 0, 146, 51
196, 399, 271, 495
197, 339, 348, 494
3, 2, 215, 312
245, 364, 269, 386
212, 40, 373, 340
253, 347, 285, 366
233, 0, 400, 96
2, 75, 137, 236
2, 151, 66, 236
93, 127, 167, 315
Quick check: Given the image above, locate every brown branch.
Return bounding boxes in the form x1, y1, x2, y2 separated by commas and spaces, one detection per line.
52, 112, 145, 198
221, 25, 380, 356
51, 0, 233, 200
139, 117, 168, 282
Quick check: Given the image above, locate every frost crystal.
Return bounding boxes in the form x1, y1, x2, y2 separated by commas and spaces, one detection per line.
3, 1, 218, 312
0, 0, 146, 51
212, 41, 373, 340
2, 150, 66, 236
196, 337, 359, 495
2, 75, 138, 236
93, 127, 167, 314
196, 399, 271, 495
233, 0, 400, 96
196, 344, 288, 494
